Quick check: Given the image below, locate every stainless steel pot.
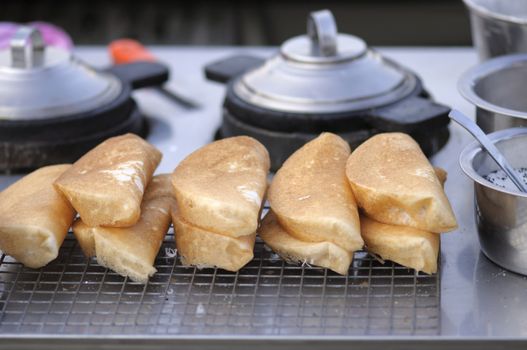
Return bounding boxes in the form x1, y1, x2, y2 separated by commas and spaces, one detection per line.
460, 127, 527, 275
463, 0, 527, 60
458, 53, 527, 133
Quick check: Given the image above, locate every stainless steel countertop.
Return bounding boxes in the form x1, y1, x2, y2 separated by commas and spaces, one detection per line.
1, 46, 526, 344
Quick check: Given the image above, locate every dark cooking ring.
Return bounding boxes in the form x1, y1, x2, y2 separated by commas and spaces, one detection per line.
223, 75, 426, 134
220, 109, 373, 171
0, 102, 145, 173
220, 109, 450, 172
0, 83, 134, 142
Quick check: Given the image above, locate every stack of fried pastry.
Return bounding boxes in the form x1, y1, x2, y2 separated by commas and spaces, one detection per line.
346, 133, 457, 274
0, 131, 457, 278
259, 133, 364, 275
0, 133, 173, 283
58, 133, 174, 283
171, 136, 270, 272
0, 164, 76, 268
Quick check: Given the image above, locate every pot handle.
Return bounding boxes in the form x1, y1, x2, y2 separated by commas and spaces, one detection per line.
367, 96, 450, 132
104, 61, 169, 89
204, 55, 265, 84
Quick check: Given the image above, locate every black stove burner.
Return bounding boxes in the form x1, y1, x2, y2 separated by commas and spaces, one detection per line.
0, 101, 147, 174
206, 55, 451, 171
217, 109, 449, 172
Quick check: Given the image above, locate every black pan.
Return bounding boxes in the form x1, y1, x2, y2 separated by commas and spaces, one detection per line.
205, 55, 451, 171
0, 61, 169, 172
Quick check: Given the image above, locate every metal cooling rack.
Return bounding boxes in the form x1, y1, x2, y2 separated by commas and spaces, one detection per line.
0, 229, 440, 342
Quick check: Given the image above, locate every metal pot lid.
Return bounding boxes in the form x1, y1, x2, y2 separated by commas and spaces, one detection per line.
233, 10, 418, 114
0, 26, 122, 120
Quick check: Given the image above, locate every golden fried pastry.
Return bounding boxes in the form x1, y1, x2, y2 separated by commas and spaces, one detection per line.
54, 133, 161, 227
433, 167, 447, 186
72, 219, 95, 258
172, 136, 270, 237
259, 211, 352, 275
0, 165, 75, 268
268, 132, 363, 252
172, 210, 255, 272
346, 133, 457, 233
360, 216, 439, 274
72, 175, 174, 283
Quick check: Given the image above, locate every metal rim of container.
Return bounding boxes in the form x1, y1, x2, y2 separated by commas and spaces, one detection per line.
463, 0, 527, 25
459, 127, 527, 198
458, 53, 527, 120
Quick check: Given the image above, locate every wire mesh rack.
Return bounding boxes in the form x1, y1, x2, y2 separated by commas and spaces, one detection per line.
0, 228, 441, 340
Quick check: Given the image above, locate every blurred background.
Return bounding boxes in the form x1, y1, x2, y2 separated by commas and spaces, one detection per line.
0, 0, 471, 46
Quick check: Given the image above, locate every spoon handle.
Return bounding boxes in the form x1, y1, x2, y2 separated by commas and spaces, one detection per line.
449, 109, 527, 193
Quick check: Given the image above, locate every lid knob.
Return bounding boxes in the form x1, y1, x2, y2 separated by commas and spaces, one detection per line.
10, 26, 45, 69
307, 10, 338, 57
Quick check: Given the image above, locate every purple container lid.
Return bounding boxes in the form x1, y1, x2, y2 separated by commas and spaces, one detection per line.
0, 21, 73, 51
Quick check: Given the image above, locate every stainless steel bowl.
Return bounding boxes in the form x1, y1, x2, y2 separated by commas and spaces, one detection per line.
460, 127, 527, 275
463, 0, 527, 60
458, 53, 527, 133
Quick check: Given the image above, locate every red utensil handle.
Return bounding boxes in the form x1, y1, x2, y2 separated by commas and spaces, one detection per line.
109, 39, 155, 64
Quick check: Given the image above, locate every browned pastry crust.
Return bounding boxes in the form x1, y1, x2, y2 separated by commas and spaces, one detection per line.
55, 133, 161, 227
0, 164, 76, 268
172, 136, 270, 237
268, 132, 363, 252
73, 175, 174, 283
258, 211, 352, 275
346, 133, 457, 233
